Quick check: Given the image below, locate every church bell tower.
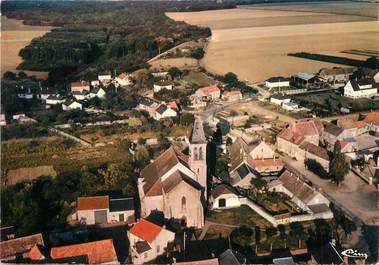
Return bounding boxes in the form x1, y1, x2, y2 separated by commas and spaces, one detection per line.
189, 118, 207, 198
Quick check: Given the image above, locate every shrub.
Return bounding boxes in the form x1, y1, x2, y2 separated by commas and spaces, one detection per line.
305, 159, 329, 179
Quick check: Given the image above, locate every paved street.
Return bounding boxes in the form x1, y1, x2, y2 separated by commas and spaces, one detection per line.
282, 157, 379, 226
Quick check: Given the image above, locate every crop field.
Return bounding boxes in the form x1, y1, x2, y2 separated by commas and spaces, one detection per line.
1, 17, 53, 78
167, 2, 379, 82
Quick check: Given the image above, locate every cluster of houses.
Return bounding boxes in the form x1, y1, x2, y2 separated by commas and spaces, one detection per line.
265, 66, 379, 98
189, 85, 243, 109
136, 97, 180, 120
15, 72, 134, 112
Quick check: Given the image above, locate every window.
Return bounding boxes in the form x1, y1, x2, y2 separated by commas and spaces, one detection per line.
181, 196, 186, 212
199, 147, 203, 160
157, 245, 160, 253
218, 198, 226, 207
119, 213, 124, 222
144, 253, 148, 259
194, 147, 198, 160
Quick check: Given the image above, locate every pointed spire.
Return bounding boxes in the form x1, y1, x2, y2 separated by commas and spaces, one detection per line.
190, 117, 206, 144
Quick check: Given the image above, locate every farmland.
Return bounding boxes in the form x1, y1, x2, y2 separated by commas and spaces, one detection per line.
167, 2, 379, 82
1, 16, 53, 79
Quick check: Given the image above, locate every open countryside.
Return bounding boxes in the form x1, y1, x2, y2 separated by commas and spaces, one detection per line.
167, 2, 379, 81
1, 16, 54, 79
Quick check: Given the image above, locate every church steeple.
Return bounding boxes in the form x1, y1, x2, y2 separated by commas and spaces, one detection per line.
189, 118, 207, 198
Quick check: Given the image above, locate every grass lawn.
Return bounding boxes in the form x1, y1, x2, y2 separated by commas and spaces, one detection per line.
207, 205, 271, 228
182, 70, 215, 87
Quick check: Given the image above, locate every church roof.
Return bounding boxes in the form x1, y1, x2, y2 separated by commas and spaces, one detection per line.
141, 146, 190, 196
190, 118, 206, 144
162, 170, 202, 193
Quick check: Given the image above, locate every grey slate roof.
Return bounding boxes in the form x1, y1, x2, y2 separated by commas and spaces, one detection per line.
190, 118, 206, 144
350, 78, 378, 91
219, 249, 246, 265
266, 77, 290, 83
324, 122, 343, 136
156, 104, 168, 115
135, 241, 151, 254
109, 197, 134, 212
273, 257, 296, 265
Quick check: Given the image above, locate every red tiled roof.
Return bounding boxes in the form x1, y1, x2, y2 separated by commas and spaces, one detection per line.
129, 219, 162, 243
168, 101, 179, 110
71, 81, 89, 88
248, 158, 284, 168
118, 72, 128, 79
340, 140, 348, 149
278, 119, 322, 145
50, 239, 118, 264
199, 85, 220, 94
356, 121, 365, 128
364, 112, 379, 126
0, 233, 44, 261
28, 245, 44, 261
77, 196, 109, 211
223, 90, 241, 97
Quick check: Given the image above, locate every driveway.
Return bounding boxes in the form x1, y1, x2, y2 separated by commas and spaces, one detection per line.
282, 157, 379, 226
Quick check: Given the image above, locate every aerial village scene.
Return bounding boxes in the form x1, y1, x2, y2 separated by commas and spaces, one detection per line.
0, 0, 378, 264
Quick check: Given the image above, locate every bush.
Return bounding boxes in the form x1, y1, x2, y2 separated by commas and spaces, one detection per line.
305, 159, 329, 179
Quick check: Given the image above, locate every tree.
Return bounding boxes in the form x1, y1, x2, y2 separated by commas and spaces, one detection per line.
18, 71, 28, 79
278, 224, 287, 248
265, 227, 278, 251
254, 226, 261, 253
330, 141, 349, 185
305, 159, 329, 179
223, 72, 239, 87
250, 178, 267, 191
180, 113, 195, 125
191, 47, 205, 60
168, 67, 182, 79
97, 163, 123, 189
3, 71, 17, 80
290, 222, 304, 248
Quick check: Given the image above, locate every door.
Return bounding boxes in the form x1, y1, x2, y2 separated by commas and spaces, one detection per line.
94, 210, 107, 224
119, 213, 125, 222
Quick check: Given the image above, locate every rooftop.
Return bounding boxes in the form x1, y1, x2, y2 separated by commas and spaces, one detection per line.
50, 239, 118, 264
295, 72, 316, 81
109, 197, 134, 212
0, 233, 44, 261
190, 118, 206, 144
129, 219, 162, 243
199, 85, 220, 94
211, 184, 238, 199
77, 196, 109, 211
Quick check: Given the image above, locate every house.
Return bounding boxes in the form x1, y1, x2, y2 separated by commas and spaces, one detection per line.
91, 80, 100, 87
210, 184, 240, 209
229, 157, 257, 188
71, 81, 90, 92
0, 233, 44, 262
265, 77, 290, 90
222, 91, 242, 102
50, 239, 118, 264
281, 101, 298, 111
128, 219, 175, 264
90, 87, 106, 99
45, 95, 66, 105
270, 94, 291, 105
337, 115, 366, 138
195, 86, 221, 101
138, 119, 207, 228
247, 158, 284, 177
76, 195, 135, 225
72, 90, 90, 101
323, 122, 344, 148
136, 97, 159, 114
292, 72, 317, 88
318, 67, 355, 85
344, 78, 378, 98
12, 113, 36, 124
154, 104, 177, 120
298, 141, 330, 169
98, 73, 112, 83
270, 170, 331, 214
115, 72, 133, 87
153, 80, 173, 92
38, 88, 58, 100
189, 94, 207, 109
168, 101, 179, 112
62, 100, 83, 111
363, 111, 379, 135
277, 119, 323, 158
219, 249, 247, 265
229, 137, 275, 161
17, 87, 34, 99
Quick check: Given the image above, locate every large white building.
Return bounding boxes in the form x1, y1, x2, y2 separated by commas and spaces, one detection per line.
344, 78, 378, 98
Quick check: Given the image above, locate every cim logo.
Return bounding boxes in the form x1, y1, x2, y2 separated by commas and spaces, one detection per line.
341, 249, 368, 260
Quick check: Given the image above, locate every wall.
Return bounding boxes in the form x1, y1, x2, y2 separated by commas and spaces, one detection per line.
109, 210, 135, 223
212, 194, 241, 209
77, 208, 109, 225
163, 181, 204, 228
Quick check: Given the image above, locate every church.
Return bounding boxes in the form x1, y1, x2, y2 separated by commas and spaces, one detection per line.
138, 118, 207, 228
